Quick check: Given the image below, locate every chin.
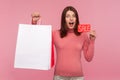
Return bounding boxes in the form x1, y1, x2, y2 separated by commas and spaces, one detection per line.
68, 27, 74, 30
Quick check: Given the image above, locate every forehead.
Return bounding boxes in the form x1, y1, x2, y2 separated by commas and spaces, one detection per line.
66, 10, 75, 15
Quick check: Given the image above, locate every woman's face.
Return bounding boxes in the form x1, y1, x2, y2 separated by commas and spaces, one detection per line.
65, 10, 76, 30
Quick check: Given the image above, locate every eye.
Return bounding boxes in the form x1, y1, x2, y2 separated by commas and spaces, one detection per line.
72, 14, 76, 18
66, 15, 70, 18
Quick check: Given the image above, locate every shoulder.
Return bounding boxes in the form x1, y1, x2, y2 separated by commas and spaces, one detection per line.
81, 32, 88, 37
52, 30, 60, 37
52, 30, 60, 35
80, 32, 89, 41
52, 30, 59, 33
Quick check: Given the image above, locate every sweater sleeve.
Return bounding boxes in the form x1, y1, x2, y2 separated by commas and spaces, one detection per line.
83, 33, 95, 62
51, 30, 55, 68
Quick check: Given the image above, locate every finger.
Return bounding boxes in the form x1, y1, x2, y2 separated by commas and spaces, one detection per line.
90, 30, 96, 34
90, 30, 96, 36
31, 12, 40, 18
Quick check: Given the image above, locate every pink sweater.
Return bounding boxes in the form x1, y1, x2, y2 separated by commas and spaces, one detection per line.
53, 30, 95, 77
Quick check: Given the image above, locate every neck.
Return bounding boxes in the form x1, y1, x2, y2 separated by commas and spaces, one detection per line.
67, 29, 74, 33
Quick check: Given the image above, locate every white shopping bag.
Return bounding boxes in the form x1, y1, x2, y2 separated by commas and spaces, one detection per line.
14, 24, 54, 70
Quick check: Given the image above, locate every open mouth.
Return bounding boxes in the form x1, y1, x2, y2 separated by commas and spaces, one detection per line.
69, 22, 74, 27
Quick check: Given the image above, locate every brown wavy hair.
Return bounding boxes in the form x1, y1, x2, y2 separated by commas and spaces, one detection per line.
60, 6, 82, 38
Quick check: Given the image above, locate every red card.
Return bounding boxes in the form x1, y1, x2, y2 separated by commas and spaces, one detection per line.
78, 24, 91, 32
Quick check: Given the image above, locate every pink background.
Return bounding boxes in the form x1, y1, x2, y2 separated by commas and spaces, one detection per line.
0, 0, 120, 80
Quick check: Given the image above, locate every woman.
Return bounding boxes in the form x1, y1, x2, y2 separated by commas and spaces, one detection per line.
31, 6, 96, 80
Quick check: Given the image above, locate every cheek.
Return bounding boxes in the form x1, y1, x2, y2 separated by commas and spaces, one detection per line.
65, 18, 69, 23
74, 18, 77, 22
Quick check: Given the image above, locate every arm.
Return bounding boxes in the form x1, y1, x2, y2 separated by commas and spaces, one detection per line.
83, 31, 96, 62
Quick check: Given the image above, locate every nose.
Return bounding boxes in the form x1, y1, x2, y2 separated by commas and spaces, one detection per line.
70, 16, 73, 21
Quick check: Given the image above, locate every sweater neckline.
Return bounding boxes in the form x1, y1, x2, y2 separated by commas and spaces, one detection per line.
67, 29, 74, 33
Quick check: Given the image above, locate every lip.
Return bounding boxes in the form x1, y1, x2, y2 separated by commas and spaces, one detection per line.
68, 22, 75, 28
69, 22, 74, 25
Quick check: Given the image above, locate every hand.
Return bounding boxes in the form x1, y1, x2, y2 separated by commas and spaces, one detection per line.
31, 12, 40, 25
89, 30, 96, 40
